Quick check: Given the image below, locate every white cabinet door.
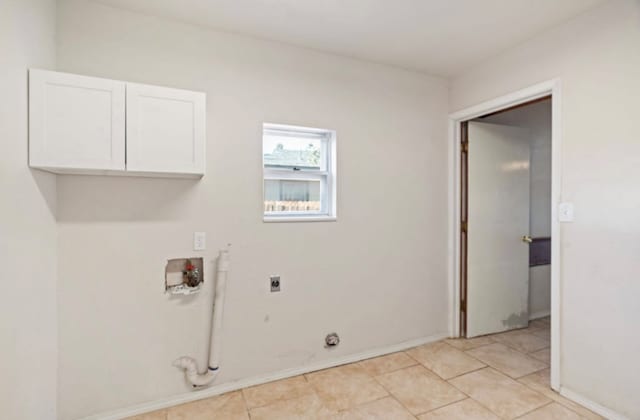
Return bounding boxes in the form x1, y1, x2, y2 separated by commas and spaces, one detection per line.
126, 83, 205, 176
29, 69, 126, 172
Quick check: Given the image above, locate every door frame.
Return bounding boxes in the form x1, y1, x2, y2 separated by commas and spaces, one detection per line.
447, 79, 562, 391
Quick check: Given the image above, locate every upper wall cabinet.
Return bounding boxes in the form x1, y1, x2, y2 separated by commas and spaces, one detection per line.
28, 69, 206, 178
126, 83, 205, 176
29, 69, 126, 172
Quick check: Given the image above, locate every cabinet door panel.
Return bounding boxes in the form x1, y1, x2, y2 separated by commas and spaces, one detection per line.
29, 69, 126, 171
126, 83, 205, 176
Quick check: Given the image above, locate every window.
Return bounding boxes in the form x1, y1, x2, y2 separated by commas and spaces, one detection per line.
263, 123, 336, 222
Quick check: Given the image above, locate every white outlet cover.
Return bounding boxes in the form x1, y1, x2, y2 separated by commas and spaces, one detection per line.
193, 232, 206, 251
558, 202, 574, 222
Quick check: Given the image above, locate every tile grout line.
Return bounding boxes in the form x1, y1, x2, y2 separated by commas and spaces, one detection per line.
387, 394, 420, 419
444, 365, 490, 382
443, 340, 492, 367
516, 374, 603, 419
359, 352, 420, 377
517, 374, 562, 404
392, 341, 497, 415
372, 361, 474, 417
411, 397, 473, 418
338, 393, 399, 415
455, 394, 506, 419
242, 377, 319, 411
405, 340, 490, 381
238, 386, 253, 418
446, 368, 554, 420
555, 398, 603, 419
512, 400, 555, 419
462, 396, 503, 419
463, 345, 550, 379
305, 363, 395, 415
369, 365, 428, 417
484, 336, 550, 355
511, 365, 549, 380
300, 373, 336, 415
443, 365, 536, 418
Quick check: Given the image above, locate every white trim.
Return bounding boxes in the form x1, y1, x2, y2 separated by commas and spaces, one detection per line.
447, 79, 562, 391
549, 84, 562, 391
529, 309, 551, 320
80, 332, 449, 420
264, 170, 330, 178
560, 387, 630, 420
263, 215, 337, 223
448, 80, 556, 121
264, 123, 333, 138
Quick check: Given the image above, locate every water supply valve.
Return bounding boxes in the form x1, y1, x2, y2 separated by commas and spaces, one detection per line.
165, 257, 204, 295
183, 260, 201, 287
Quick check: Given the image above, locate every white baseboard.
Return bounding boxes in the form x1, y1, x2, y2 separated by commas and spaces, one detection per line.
560, 387, 630, 420
81, 332, 449, 420
529, 309, 550, 320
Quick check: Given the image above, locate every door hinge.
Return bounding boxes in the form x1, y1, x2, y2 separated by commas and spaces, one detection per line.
461, 221, 468, 233
460, 300, 466, 312
461, 142, 469, 153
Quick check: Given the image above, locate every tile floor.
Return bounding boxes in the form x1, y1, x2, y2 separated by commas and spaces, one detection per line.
128, 317, 603, 419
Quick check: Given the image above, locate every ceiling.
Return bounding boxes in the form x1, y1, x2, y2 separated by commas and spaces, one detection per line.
92, 0, 606, 76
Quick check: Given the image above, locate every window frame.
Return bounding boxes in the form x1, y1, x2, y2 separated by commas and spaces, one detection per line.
262, 123, 337, 222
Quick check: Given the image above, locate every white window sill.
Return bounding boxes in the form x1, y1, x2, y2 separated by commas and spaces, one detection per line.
263, 215, 337, 223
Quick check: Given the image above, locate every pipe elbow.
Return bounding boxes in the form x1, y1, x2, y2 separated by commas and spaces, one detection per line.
173, 357, 197, 373
173, 356, 219, 387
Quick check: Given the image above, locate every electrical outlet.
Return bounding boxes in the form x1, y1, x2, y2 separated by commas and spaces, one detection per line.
193, 232, 206, 251
270, 275, 281, 292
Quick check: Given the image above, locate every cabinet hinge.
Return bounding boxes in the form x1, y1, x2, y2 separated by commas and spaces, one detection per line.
461, 142, 469, 153
460, 300, 467, 312
461, 221, 468, 234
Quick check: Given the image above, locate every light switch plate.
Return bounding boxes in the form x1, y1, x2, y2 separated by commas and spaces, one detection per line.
558, 202, 574, 222
193, 232, 206, 251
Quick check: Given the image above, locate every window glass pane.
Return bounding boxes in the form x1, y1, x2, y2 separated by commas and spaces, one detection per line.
263, 134, 323, 169
264, 179, 321, 213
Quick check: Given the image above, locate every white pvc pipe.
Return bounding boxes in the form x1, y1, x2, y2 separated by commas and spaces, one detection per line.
208, 249, 229, 371
173, 249, 230, 387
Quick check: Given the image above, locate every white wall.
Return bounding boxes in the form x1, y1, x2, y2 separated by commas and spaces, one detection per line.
451, 0, 640, 418
55, 1, 449, 418
481, 99, 552, 318
0, 0, 58, 419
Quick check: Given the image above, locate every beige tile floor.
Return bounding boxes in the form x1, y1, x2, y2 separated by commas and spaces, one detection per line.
128, 317, 603, 420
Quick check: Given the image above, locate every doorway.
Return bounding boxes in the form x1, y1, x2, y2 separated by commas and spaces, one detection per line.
448, 80, 562, 390
462, 96, 551, 338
